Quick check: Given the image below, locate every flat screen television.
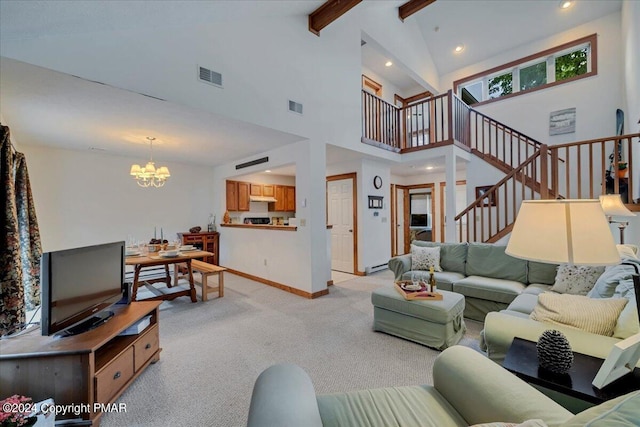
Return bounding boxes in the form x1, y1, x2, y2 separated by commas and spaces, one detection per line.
410, 214, 429, 227
41, 241, 125, 337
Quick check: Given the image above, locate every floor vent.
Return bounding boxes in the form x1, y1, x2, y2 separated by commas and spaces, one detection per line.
365, 263, 388, 275
198, 65, 223, 87
288, 100, 303, 115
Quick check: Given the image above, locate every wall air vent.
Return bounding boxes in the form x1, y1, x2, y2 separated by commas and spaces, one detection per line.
236, 157, 269, 170
198, 65, 223, 87
288, 100, 303, 115
361, 39, 367, 46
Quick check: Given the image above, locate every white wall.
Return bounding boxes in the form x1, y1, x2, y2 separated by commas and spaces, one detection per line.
213, 139, 329, 295
21, 144, 214, 252
441, 12, 623, 144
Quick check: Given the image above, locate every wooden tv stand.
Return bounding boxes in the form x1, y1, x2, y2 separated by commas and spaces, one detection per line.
0, 301, 162, 426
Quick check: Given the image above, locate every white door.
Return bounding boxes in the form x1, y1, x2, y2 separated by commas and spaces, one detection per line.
395, 187, 405, 254
328, 179, 354, 273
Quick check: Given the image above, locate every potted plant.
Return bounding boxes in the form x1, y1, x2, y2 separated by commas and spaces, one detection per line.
617, 162, 628, 178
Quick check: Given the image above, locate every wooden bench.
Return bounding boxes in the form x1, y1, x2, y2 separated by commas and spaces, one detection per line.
190, 260, 226, 301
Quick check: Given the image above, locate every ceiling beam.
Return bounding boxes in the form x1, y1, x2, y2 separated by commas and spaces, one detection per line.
398, 0, 436, 22
309, 0, 362, 36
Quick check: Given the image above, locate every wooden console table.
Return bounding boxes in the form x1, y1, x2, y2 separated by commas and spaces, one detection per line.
0, 301, 161, 426
178, 231, 219, 265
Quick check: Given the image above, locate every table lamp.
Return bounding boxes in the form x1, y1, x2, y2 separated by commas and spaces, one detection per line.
599, 194, 636, 244
506, 199, 620, 266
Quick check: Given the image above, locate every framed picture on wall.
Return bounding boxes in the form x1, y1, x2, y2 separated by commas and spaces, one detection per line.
475, 185, 496, 207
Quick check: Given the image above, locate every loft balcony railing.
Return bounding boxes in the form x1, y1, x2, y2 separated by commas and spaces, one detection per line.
362, 88, 639, 242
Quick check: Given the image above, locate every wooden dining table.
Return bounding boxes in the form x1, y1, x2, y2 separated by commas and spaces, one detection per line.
125, 250, 213, 303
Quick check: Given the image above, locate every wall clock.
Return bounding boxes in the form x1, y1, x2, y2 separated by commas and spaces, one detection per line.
373, 175, 382, 189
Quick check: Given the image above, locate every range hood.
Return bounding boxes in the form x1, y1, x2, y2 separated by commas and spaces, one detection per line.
249, 195, 278, 203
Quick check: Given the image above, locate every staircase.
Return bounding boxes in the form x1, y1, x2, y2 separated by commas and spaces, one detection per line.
361, 89, 639, 243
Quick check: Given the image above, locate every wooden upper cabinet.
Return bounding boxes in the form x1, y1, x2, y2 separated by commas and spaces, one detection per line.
268, 185, 295, 212
238, 182, 250, 211
262, 184, 275, 197
226, 180, 238, 211
285, 186, 296, 212
250, 184, 263, 197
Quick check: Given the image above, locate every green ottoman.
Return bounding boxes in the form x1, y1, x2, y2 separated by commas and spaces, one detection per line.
371, 287, 466, 350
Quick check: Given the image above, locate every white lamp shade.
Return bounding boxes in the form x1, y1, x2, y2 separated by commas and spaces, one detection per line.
144, 162, 156, 174
599, 194, 636, 217
130, 164, 141, 175
506, 199, 620, 266
157, 166, 170, 177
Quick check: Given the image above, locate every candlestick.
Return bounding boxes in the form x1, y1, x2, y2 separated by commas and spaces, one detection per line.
161, 228, 163, 241
154, 227, 157, 239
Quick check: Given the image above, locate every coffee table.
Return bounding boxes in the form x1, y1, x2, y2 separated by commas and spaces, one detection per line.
503, 337, 640, 406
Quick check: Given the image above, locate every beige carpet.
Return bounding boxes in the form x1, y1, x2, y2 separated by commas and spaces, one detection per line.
101, 270, 484, 427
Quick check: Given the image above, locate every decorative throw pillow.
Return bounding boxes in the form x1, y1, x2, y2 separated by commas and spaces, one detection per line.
470, 420, 548, 427
530, 293, 628, 336
617, 244, 639, 260
550, 264, 604, 295
613, 298, 639, 339
410, 245, 442, 271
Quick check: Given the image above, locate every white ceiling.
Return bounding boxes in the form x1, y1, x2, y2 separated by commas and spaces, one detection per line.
0, 0, 624, 174
0, 58, 305, 167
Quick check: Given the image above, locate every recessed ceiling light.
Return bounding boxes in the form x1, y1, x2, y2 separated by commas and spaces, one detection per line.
426, 166, 434, 170
385, 61, 393, 67
265, 170, 272, 173
559, 0, 573, 9
454, 44, 465, 53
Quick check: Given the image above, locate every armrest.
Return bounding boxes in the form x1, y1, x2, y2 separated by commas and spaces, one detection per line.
388, 254, 411, 280
247, 363, 322, 427
482, 312, 630, 366
433, 346, 572, 427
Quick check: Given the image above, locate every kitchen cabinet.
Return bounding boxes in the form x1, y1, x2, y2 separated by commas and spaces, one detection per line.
250, 183, 263, 197
285, 186, 296, 211
263, 184, 275, 197
226, 180, 238, 211
269, 185, 296, 212
226, 180, 250, 211
238, 182, 250, 211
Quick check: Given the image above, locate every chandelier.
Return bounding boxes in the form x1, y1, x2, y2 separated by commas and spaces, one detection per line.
129, 137, 171, 188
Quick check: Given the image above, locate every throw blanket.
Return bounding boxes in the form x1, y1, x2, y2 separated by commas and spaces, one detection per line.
588, 258, 640, 300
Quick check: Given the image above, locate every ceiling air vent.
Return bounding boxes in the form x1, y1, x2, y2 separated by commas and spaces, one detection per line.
288, 100, 303, 115
236, 157, 269, 170
361, 39, 367, 46
198, 65, 222, 87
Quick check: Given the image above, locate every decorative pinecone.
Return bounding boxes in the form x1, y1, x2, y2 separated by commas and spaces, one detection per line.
536, 330, 573, 374
189, 226, 202, 233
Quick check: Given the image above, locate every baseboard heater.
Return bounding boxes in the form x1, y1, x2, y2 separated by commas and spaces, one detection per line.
365, 263, 388, 275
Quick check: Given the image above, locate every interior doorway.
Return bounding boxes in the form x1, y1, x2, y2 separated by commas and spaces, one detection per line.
327, 173, 357, 274
391, 183, 435, 255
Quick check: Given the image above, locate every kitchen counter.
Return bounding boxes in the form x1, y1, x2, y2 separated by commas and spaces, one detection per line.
220, 223, 297, 231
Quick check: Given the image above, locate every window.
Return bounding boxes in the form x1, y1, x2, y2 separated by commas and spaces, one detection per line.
409, 193, 431, 228
362, 74, 382, 96
454, 34, 596, 106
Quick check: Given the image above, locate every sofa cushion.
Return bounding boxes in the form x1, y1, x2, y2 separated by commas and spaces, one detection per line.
522, 284, 552, 295
530, 293, 627, 337
559, 391, 640, 427
454, 276, 525, 304
317, 385, 468, 427
401, 271, 465, 291
527, 261, 559, 285
412, 241, 468, 274
613, 298, 639, 339
466, 243, 527, 283
506, 294, 539, 315
411, 244, 442, 271
550, 265, 604, 295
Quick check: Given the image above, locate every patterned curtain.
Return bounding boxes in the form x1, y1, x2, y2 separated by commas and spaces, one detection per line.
0, 124, 42, 336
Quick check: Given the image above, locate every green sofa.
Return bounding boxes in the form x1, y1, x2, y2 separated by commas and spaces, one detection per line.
247, 345, 640, 427
388, 241, 559, 321
480, 256, 640, 369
